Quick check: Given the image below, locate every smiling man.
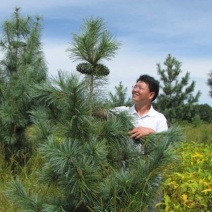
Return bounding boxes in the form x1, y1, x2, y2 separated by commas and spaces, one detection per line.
111, 74, 168, 139
110, 75, 168, 211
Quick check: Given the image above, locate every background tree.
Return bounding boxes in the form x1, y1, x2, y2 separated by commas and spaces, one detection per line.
106, 81, 132, 107
179, 103, 212, 124
67, 17, 120, 111
207, 70, 212, 98
0, 8, 47, 160
0, 7, 47, 81
154, 54, 201, 124
191, 104, 212, 123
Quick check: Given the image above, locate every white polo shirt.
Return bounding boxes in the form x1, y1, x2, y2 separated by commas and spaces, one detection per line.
111, 105, 168, 133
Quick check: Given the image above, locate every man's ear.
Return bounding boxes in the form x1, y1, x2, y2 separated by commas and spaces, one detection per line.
149, 92, 155, 100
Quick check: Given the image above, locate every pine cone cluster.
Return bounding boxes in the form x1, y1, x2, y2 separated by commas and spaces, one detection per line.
76, 63, 110, 76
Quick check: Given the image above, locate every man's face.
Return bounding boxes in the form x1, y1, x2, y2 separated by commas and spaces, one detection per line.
131, 81, 154, 103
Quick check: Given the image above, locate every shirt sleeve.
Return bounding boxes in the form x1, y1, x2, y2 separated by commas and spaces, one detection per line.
156, 115, 168, 132
109, 106, 130, 115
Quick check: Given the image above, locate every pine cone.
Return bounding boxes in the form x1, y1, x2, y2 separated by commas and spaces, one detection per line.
76, 63, 93, 75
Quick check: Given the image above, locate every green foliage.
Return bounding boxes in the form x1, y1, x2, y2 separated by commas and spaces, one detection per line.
0, 151, 60, 212
192, 114, 202, 127
5, 177, 44, 211
0, 8, 47, 160
0, 8, 210, 212
5, 128, 183, 212
207, 70, 212, 98
67, 17, 121, 109
2, 73, 184, 212
68, 17, 120, 65
155, 54, 201, 124
0, 7, 47, 80
29, 72, 96, 143
194, 104, 212, 123
106, 81, 133, 107
160, 123, 212, 211
180, 104, 212, 124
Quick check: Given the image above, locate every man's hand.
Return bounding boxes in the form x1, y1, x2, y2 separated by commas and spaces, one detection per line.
128, 127, 155, 139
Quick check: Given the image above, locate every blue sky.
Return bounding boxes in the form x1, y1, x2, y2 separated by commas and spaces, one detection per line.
0, 0, 212, 105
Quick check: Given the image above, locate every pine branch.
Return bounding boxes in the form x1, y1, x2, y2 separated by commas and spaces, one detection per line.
5, 178, 43, 211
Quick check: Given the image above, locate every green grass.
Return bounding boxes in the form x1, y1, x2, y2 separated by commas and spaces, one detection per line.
0, 145, 17, 211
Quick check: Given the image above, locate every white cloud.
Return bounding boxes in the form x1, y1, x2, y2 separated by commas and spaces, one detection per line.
43, 39, 72, 77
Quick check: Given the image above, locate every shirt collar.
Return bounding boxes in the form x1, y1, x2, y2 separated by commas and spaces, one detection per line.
129, 105, 156, 117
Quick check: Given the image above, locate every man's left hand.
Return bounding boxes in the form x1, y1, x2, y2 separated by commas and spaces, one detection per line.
128, 127, 155, 139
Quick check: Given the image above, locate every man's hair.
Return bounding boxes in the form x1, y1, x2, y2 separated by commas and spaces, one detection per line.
136, 74, 159, 102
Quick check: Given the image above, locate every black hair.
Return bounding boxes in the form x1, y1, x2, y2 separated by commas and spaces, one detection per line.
136, 74, 159, 102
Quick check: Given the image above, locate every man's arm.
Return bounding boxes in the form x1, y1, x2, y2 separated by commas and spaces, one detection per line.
128, 127, 155, 139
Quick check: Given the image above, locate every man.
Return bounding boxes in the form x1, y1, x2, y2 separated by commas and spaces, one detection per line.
111, 74, 168, 139
111, 75, 168, 211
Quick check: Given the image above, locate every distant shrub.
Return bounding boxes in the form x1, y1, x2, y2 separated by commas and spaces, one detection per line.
192, 114, 202, 127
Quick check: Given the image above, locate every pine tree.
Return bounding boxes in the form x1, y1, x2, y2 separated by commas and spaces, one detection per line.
4, 72, 184, 211
67, 17, 120, 111
191, 104, 212, 123
207, 70, 212, 98
0, 7, 47, 80
106, 81, 132, 107
155, 54, 201, 123
0, 8, 47, 160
